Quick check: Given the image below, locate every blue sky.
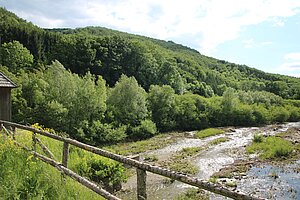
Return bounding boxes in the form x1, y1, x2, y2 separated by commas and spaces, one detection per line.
1, 0, 300, 77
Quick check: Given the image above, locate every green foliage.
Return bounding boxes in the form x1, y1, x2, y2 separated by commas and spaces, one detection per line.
105, 133, 178, 156
176, 147, 203, 158
253, 134, 263, 143
77, 121, 127, 145
143, 154, 158, 162
247, 136, 293, 159
175, 189, 209, 200
209, 137, 230, 145
75, 155, 127, 192
2, 7, 300, 100
168, 161, 199, 175
0, 137, 103, 200
12, 61, 108, 142
148, 85, 176, 131
0, 40, 34, 73
174, 93, 209, 131
1, 7, 300, 145
195, 128, 224, 139
107, 75, 148, 126
162, 147, 202, 175
130, 119, 157, 140
270, 106, 290, 123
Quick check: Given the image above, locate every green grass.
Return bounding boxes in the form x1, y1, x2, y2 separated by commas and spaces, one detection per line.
105, 132, 179, 156
143, 154, 158, 162
175, 188, 209, 200
253, 134, 263, 143
1, 126, 128, 199
168, 161, 199, 175
195, 128, 225, 139
247, 136, 293, 159
174, 147, 203, 159
208, 137, 230, 145
160, 147, 202, 175
0, 136, 104, 200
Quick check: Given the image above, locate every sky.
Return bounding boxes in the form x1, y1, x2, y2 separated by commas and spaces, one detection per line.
1, 0, 300, 77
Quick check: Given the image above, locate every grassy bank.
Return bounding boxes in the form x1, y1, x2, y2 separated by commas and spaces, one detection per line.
0, 126, 128, 199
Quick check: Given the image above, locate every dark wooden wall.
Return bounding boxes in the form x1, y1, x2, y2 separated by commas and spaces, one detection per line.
0, 88, 12, 121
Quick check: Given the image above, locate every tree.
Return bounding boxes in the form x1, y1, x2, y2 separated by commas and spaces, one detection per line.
0, 40, 34, 73
175, 93, 209, 130
158, 60, 185, 94
107, 75, 148, 126
147, 85, 176, 131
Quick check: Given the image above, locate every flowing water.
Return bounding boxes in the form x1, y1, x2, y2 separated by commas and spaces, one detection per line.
237, 161, 300, 199
119, 122, 300, 200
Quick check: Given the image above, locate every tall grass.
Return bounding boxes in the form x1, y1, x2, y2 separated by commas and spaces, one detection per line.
0, 135, 104, 199
195, 128, 224, 139
0, 125, 127, 199
247, 136, 293, 159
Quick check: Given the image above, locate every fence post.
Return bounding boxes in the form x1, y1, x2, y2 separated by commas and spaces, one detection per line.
62, 141, 69, 168
137, 168, 147, 200
12, 126, 16, 140
32, 132, 37, 152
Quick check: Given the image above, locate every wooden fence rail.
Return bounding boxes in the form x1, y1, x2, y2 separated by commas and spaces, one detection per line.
0, 120, 265, 200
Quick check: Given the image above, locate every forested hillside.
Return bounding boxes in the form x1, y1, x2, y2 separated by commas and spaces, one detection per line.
1, 7, 300, 145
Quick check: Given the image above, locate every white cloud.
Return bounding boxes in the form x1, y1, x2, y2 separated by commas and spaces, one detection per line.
78, 0, 300, 55
284, 52, 300, 60
2, 0, 300, 55
279, 62, 300, 71
276, 52, 300, 77
242, 39, 272, 49
272, 17, 286, 27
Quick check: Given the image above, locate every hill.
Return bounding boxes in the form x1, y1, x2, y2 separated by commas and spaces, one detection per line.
0, 7, 300, 146
0, 7, 299, 99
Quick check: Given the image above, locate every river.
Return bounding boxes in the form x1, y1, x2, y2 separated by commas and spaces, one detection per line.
119, 122, 300, 200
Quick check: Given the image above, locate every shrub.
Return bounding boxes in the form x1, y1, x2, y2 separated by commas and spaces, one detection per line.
77, 121, 127, 145
130, 119, 157, 140
195, 128, 224, 139
253, 134, 263, 143
271, 106, 290, 123
286, 106, 300, 122
247, 136, 293, 159
75, 155, 127, 192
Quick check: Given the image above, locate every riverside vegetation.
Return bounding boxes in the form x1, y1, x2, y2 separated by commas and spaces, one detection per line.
0, 125, 127, 199
0, 7, 300, 199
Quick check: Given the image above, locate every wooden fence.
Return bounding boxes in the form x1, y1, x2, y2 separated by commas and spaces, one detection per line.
0, 120, 265, 200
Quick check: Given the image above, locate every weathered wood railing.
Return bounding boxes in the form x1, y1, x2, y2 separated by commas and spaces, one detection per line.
0, 120, 265, 200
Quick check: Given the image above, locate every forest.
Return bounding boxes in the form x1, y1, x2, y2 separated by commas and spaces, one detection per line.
0, 7, 300, 146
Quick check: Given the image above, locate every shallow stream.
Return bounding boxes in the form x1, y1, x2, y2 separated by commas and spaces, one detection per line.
119, 122, 300, 200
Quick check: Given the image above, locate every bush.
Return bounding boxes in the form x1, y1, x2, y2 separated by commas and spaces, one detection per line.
130, 119, 157, 140
77, 121, 127, 145
286, 105, 300, 122
195, 128, 224, 139
253, 134, 263, 143
75, 155, 127, 192
247, 136, 293, 159
271, 106, 290, 123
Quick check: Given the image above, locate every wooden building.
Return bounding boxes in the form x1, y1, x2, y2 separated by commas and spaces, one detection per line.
0, 72, 17, 121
